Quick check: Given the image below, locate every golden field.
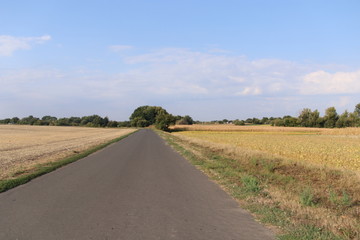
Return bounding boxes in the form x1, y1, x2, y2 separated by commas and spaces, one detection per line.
173, 125, 360, 171
0, 125, 135, 179
166, 125, 360, 238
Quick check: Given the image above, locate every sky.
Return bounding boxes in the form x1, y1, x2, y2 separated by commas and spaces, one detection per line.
1, 0, 360, 121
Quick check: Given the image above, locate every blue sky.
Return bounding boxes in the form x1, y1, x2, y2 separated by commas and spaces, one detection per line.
1, 0, 360, 121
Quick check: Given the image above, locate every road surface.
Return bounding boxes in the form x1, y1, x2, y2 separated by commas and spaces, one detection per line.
0, 129, 274, 239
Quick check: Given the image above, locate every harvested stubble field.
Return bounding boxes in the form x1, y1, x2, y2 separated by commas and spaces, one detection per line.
168, 124, 360, 239
0, 125, 135, 180
172, 125, 360, 171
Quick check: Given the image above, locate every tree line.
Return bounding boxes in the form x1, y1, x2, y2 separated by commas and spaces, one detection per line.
208, 103, 360, 128
2, 103, 359, 130
271, 104, 360, 128
0, 106, 193, 131
0, 115, 131, 128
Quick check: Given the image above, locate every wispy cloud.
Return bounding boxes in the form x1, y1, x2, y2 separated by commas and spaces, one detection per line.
236, 87, 262, 96
0, 35, 51, 56
121, 48, 305, 97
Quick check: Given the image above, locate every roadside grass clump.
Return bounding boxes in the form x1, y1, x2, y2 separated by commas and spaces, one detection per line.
157, 130, 360, 240
241, 175, 261, 194
299, 187, 317, 207
341, 191, 353, 207
328, 190, 354, 208
0, 131, 136, 193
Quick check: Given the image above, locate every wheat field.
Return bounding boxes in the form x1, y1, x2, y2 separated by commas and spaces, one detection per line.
0, 125, 135, 179
173, 125, 360, 171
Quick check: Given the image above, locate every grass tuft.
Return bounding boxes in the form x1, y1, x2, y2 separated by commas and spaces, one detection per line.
241, 175, 261, 194
299, 187, 317, 207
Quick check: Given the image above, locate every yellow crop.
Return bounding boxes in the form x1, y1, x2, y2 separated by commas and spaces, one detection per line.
174, 127, 360, 171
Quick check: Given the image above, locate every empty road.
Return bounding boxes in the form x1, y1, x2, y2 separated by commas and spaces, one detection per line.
0, 129, 274, 239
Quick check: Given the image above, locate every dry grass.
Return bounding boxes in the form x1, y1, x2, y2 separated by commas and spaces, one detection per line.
171, 124, 360, 135
0, 125, 135, 179
173, 125, 360, 171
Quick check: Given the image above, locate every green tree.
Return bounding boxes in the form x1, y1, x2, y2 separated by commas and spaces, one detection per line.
131, 117, 148, 127
233, 119, 245, 125
283, 117, 298, 127
316, 117, 325, 128
155, 111, 175, 131
177, 115, 194, 125
68, 117, 81, 126
354, 103, 360, 116
0, 118, 11, 124
130, 106, 162, 127
260, 117, 269, 124
10, 117, 20, 124
245, 118, 253, 124
272, 118, 285, 126
129, 106, 176, 130
298, 108, 319, 127
252, 118, 261, 124
56, 118, 71, 126
107, 121, 119, 128
351, 103, 360, 127
324, 107, 338, 128
336, 110, 351, 128
41, 116, 57, 125
348, 112, 359, 127
118, 121, 131, 127
19, 115, 39, 125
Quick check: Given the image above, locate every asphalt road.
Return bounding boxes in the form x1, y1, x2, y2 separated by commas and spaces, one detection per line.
0, 129, 274, 240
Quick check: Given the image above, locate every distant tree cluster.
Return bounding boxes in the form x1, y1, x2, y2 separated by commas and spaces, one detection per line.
271, 104, 360, 128
0, 106, 193, 131
175, 115, 194, 125
204, 117, 270, 125
197, 103, 360, 129
0, 115, 131, 128
129, 105, 193, 131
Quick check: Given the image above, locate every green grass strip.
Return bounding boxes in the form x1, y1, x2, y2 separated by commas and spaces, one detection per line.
0, 130, 137, 193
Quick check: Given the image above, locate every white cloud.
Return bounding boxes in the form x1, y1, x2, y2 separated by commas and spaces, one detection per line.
236, 87, 262, 96
0, 35, 51, 56
109, 45, 133, 52
300, 70, 360, 94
